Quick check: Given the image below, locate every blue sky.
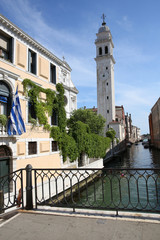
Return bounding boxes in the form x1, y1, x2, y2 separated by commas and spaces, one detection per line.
1, 0, 160, 134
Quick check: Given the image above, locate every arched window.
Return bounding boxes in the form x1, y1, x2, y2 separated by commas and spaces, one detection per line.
99, 47, 102, 55
105, 46, 108, 54
0, 81, 12, 117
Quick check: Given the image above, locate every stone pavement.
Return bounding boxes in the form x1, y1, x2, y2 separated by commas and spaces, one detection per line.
0, 209, 160, 240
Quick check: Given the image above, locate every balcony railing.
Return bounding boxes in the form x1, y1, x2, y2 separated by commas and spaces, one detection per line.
0, 124, 7, 135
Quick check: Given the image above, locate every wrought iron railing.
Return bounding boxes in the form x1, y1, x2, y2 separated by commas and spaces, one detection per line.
0, 166, 160, 214
34, 168, 160, 214
0, 169, 24, 213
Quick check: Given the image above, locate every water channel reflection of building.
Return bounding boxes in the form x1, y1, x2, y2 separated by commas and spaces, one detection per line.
105, 143, 160, 169
72, 143, 160, 212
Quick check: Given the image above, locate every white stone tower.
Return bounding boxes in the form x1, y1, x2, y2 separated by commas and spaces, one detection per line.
95, 15, 115, 135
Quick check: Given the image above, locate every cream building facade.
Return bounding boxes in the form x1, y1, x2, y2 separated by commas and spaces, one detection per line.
0, 14, 78, 178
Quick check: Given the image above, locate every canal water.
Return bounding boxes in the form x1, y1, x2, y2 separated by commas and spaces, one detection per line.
69, 143, 160, 212
105, 142, 160, 169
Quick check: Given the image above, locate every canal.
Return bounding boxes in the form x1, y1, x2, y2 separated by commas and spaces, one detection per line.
67, 143, 160, 212
105, 142, 160, 169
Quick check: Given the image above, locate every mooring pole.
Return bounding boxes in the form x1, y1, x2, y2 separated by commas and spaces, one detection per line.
25, 164, 33, 210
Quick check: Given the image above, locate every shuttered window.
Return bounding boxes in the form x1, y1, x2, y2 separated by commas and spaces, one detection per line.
50, 64, 56, 84
52, 141, 58, 152
28, 49, 37, 74
28, 142, 37, 155
0, 30, 13, 63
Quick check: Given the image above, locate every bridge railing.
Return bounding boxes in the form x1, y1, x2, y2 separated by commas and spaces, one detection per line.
33, 167, 160, 214
0, 169, 24, 213
1, 166, 160, 215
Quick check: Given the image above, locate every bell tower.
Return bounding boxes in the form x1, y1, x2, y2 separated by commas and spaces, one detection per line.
95, 14, 115, 135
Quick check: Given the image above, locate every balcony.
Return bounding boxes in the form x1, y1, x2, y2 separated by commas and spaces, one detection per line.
0, 124, 7, 136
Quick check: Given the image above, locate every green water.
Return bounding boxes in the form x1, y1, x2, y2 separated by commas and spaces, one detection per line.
68, 144, 160, 211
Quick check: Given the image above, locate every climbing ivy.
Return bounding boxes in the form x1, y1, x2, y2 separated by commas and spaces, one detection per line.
22, 79, 64, 131
22, 79, 111, 163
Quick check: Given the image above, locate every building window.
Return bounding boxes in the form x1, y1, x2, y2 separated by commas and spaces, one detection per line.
51, 109, 58, 126
28, 49, 37, 74
52, 141, 58, 152
105, 46, 108, 54
107, 110, 109, 113
116, 118, 118, 122
106, 82, 108, 86
50, 64, 56, 84
99, 47, 102, 55
64, 96, 68, 106
0, 81, 12, 118
107, 96, 109, 99
0, 30, 13, 63
107, 124, 109, 128
28, 100, 36, 122
28, 142, 37, 155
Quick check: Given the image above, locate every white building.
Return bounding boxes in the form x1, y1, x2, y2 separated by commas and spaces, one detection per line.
95, 16, 126, 142
95, 16, 115, 135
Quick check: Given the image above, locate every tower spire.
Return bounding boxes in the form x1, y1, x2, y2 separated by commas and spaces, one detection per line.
101, 13, 106, 26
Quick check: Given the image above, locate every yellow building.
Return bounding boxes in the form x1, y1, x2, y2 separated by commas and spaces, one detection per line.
0, 14, 78, 178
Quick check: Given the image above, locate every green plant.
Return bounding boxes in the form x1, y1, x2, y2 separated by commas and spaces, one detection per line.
22, 79, 65, 131
67, 108, 106, 135
106, 128, 116, 141
28, 115, 37, 129
0, 114, 7, 127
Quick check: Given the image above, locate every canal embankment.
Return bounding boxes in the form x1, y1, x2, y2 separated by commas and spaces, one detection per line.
104, 139, 126, 165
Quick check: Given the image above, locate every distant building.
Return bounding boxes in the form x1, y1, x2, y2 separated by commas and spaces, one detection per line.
149, 98, 160, 149
125, 113, 132, 140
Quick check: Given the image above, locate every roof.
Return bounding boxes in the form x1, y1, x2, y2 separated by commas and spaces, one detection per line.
0, 14, 71, 72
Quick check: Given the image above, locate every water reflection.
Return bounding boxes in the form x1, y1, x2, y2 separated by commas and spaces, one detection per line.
105, 143, 160, 169
68, 143, 160, 212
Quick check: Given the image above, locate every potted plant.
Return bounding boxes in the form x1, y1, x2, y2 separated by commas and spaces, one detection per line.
0, 114, 7, 127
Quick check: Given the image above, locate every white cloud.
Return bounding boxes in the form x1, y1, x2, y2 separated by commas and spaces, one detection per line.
115, 40, 155, 66
0, 0, 97, 87
116, 16, 132, 31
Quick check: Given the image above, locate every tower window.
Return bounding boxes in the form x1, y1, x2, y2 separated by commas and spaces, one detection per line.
103, 74, 105, 77
107, 96, 109, 99
107, 110, 109, 113
106, 82, 108, 86
99, 47, 102, 55
105, 46, 108, 54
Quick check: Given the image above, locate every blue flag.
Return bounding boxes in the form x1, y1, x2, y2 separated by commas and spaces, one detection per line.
8, 86, 26, 135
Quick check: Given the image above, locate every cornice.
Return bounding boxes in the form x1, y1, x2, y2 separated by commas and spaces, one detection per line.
94, 54, 116, 64
0, 14, 71, 72
95, 37, 114, 48
62, 84, 79, 94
